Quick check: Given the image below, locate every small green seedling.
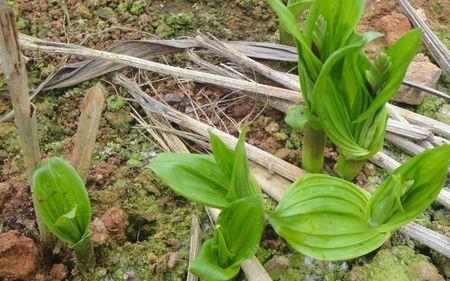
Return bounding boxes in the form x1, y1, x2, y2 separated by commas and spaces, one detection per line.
32, 157, 95, 274
269, 0, 422, 179
150, 129, 264, 280
268, 144, 450, 260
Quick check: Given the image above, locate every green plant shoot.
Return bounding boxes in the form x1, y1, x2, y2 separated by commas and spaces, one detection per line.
268, 144, 450, 261
150, 129, 264, 281
32, 157, 95, 274
268, 0, 423, 178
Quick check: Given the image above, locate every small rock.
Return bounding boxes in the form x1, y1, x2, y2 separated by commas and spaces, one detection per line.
0, 231, 38, 280
0, 182, 10, 205
50, 264, 69, 281
394, 54, 442, 105
101, 207, 129, 239
89, 218, 109, 245
167, 252, 179, 269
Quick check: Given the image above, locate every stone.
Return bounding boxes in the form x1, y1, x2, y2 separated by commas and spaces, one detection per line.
0, 231, 38, 280
50, 264, 69, 281
394, 54, 442, 105
101, 207, 129, 239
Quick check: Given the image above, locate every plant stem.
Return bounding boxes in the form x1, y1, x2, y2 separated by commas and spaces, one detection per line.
73, 236, 96, 276
335, 154, 366, 181
302, 123, 326, 173
0, 4, 56, 262
279, 26, 295, 46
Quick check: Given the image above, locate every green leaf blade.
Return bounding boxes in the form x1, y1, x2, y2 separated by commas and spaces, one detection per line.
32, 157, 92, 247
149, 153, 231, 209
269, 174, 390, 261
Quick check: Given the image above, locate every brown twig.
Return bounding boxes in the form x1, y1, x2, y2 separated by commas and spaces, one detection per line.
70, 84, 105, 182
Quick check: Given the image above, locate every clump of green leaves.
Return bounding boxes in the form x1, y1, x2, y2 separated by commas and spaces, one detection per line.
150, 129, 264, 280
151, 126, 450, 273
268, 144, 450, 260
269, 0, 423, 179
32, 157, 95, 274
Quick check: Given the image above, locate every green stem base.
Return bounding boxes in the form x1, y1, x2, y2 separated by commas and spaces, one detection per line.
302, 123, 327, 173
335, 154, 365, 181
73, 236, 96, 276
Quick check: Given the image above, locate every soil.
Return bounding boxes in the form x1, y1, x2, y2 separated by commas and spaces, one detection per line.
0, 0, 449, 280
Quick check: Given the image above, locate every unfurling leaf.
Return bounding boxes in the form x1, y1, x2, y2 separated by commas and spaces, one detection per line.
369, 144, 450, 231
268, 174, 390, 261
32, 157, 92, 247
190, 196, 264, 280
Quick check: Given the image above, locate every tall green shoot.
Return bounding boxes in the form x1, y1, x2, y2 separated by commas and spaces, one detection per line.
268, 0, 422, 179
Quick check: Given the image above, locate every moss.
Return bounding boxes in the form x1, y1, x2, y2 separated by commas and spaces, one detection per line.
264, 252, 349, 281
416, 96, 444, 119
347, 246, 444, 281
107, 95, 127, 111
130, 0, 146, 15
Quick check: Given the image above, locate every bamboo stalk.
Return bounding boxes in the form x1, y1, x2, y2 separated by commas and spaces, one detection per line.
70, 84, 105, 182
187, 215, 201, 281
0, 3, 55, 260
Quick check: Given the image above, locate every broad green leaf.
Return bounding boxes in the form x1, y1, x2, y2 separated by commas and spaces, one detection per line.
32, 157, 91, 247
369, 144, 450, 231
190, 195, 265, 281
150, 153, 231, 209
355, 29, 423, 122
227, 128, 262, 200
285, 105, 314, 131
268, 174, 390, 261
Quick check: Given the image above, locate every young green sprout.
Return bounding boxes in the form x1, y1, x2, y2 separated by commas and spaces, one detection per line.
150, 128, 264, 280
268, 144, 450, 260
32, 157, 95, 274
268, 0, 422, 179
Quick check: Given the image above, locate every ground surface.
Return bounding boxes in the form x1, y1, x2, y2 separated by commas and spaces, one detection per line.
0, 0, 449, 280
